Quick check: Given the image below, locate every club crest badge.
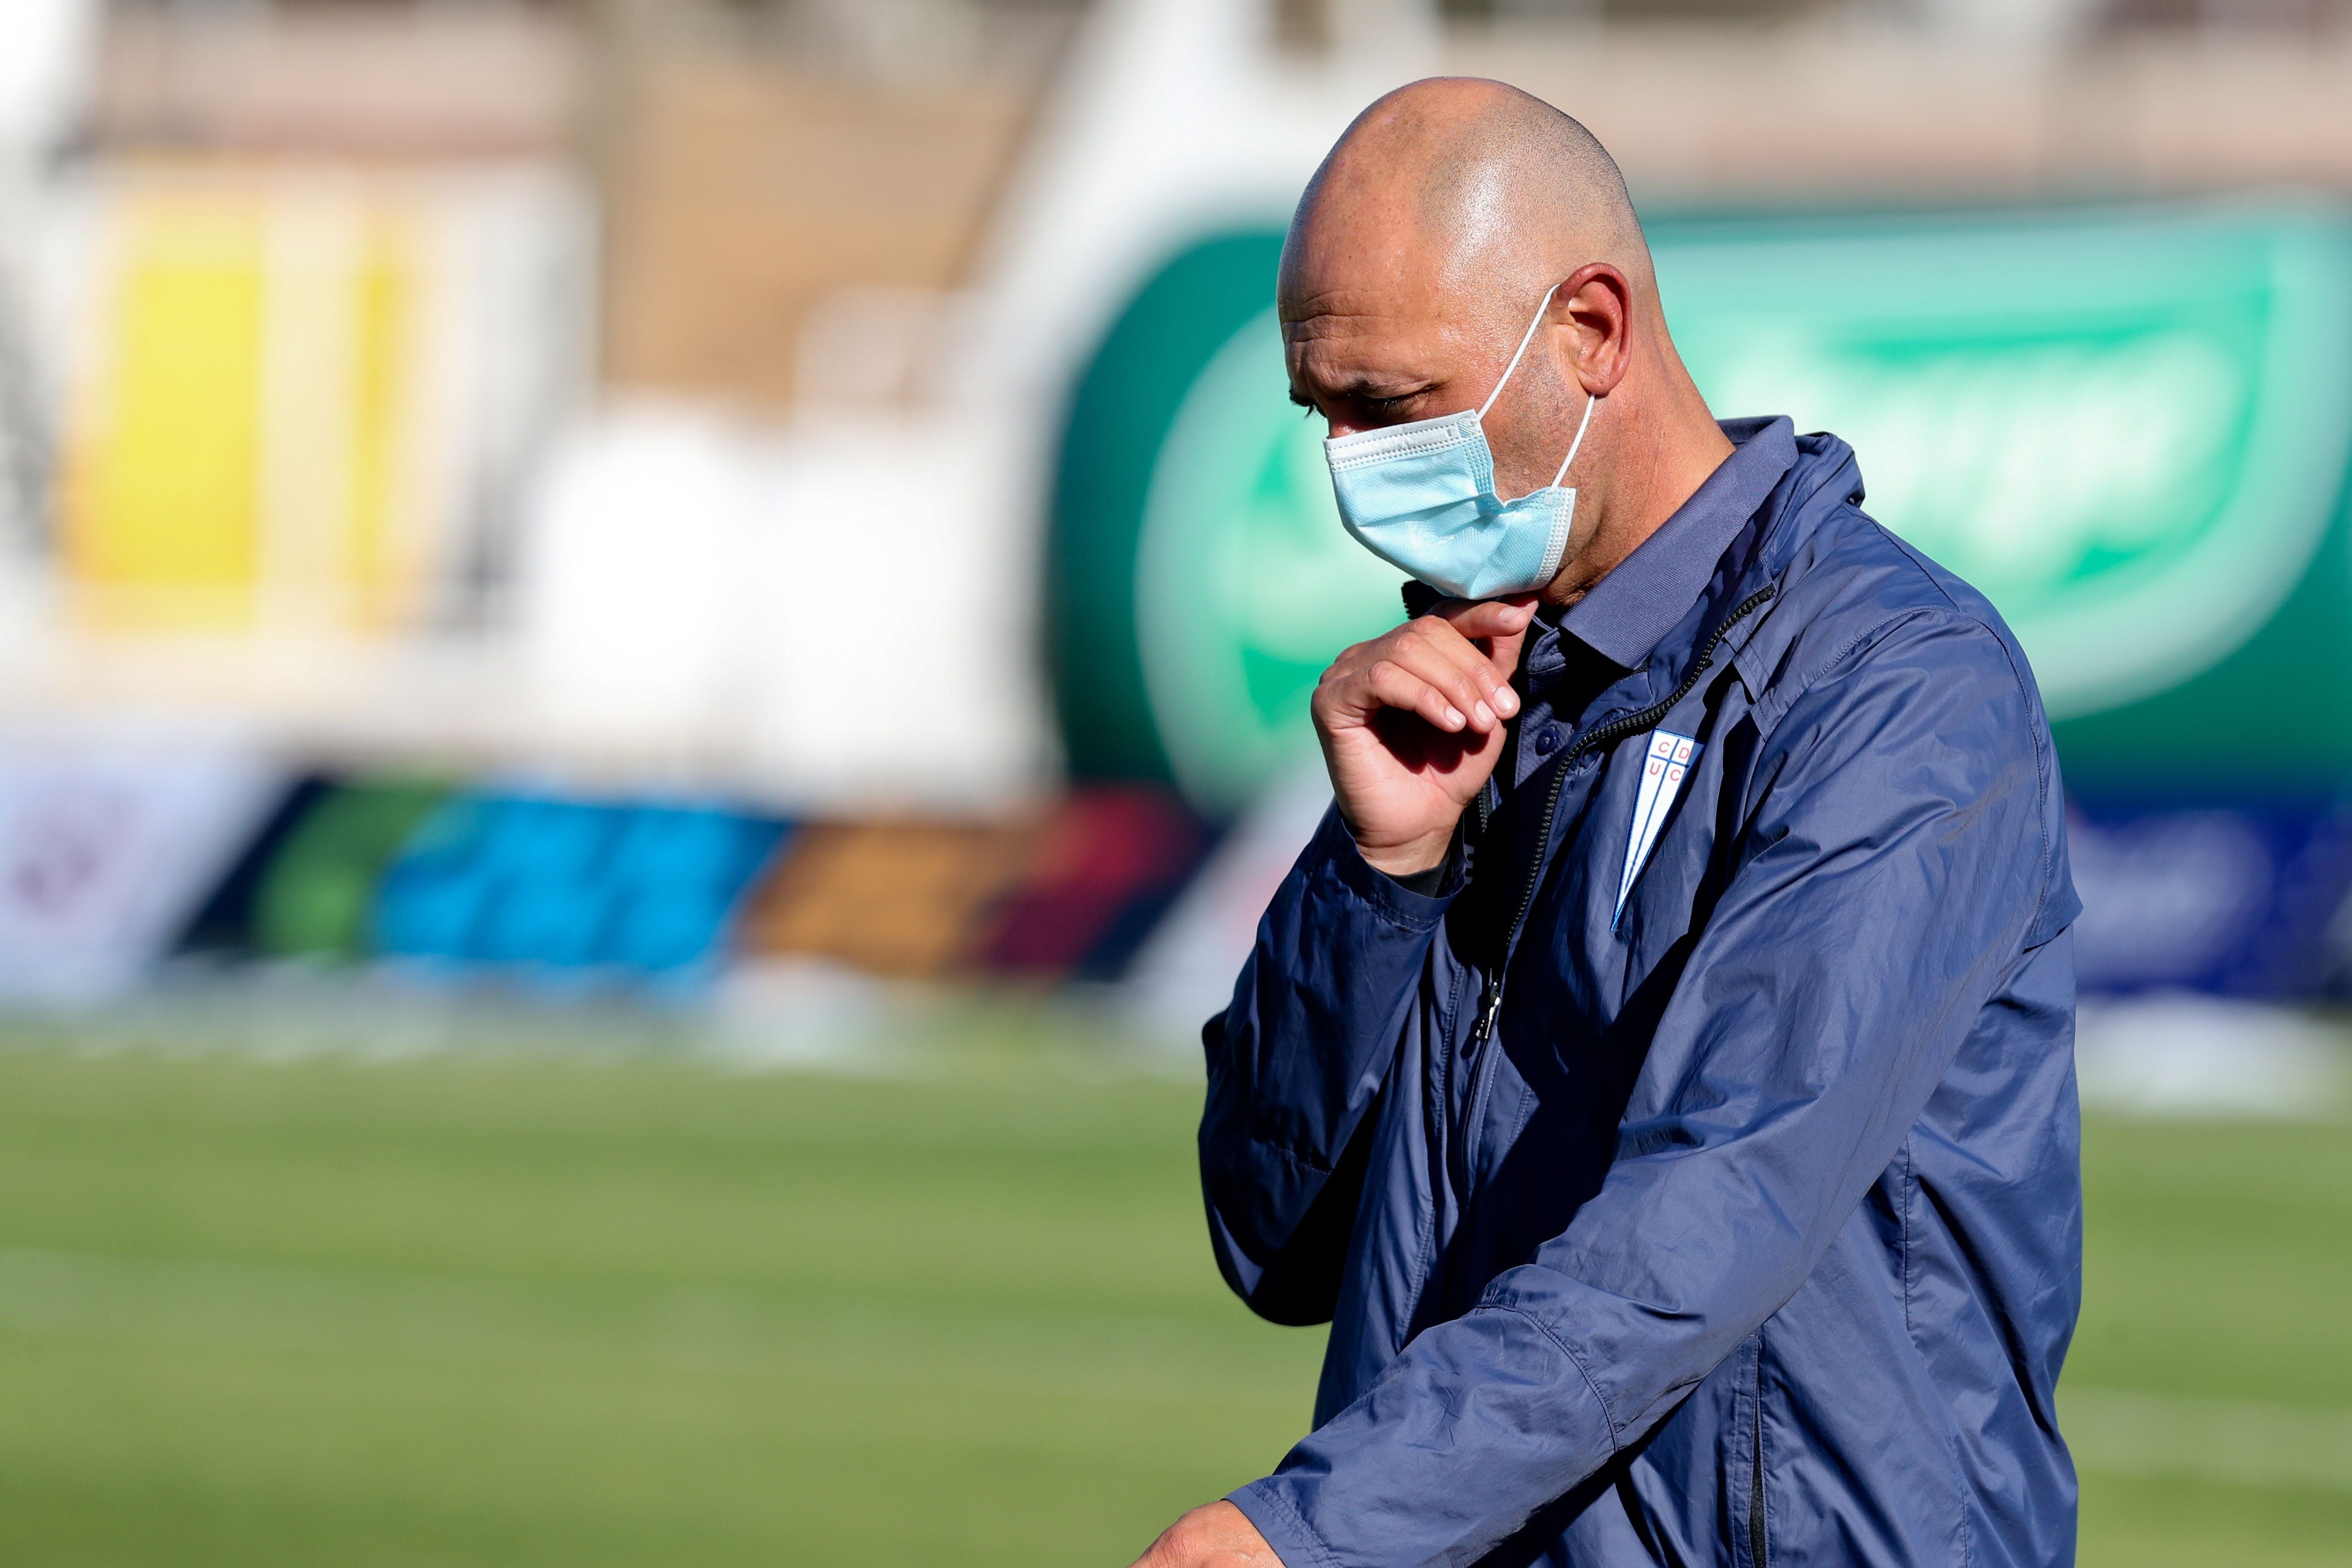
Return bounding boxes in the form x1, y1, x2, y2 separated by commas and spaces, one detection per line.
1615, 731, 1701, 927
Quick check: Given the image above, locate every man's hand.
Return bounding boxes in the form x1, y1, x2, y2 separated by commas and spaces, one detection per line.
1311, 596, 1536, 876
1126, 1502, 1284, 1568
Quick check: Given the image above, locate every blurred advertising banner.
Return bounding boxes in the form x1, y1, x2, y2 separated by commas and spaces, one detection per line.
138, 772, 1213, 999
1050, 201, 2352, 997
185, 778, 785, 993
53, 163, 590, 636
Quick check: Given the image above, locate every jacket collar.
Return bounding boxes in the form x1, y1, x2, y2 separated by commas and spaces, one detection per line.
1554, 416, 1798, 671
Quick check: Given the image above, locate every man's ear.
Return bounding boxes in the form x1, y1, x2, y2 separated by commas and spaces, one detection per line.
1553, 262, 1633, 396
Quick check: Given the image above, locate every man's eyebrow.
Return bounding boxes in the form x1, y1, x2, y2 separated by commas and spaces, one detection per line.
1292, 375, 1434, 407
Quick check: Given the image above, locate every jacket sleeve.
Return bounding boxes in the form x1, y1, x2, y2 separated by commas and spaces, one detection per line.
1229, 610, 2068, 1567
1199, 807, 1461, 1326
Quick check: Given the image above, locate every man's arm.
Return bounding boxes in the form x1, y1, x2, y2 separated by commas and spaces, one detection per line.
1199, 598, 1530, 1325
1199, 808, 1457, 1324
1216, 610, 2065, 1568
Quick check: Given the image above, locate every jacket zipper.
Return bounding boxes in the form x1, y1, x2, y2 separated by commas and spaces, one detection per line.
1749, 1365, 1770, 1568
1467, 582, 1777, 1048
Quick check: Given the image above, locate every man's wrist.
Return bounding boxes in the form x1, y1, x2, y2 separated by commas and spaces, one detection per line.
1357, 827, 1461, 895
1353, 828, 1456, 879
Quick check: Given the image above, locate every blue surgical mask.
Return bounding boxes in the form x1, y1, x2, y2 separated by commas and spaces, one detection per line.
1322, 284, 1598, 600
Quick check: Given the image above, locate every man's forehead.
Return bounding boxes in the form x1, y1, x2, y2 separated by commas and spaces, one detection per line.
1279, 288, 1418, 333
1278, 273, 1499, 366
1280, 214, 1511, 332
1278, 243, 1466, 323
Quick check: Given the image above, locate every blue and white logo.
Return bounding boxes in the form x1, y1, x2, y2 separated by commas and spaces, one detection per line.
1615, 732, 1701, 927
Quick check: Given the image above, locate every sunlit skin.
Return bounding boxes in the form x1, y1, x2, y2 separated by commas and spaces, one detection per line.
1126, 77, 1738, 1568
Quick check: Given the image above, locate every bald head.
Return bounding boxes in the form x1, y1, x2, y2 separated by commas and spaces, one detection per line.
1281, 78, 1730, 607
1283, 78, 1653, 338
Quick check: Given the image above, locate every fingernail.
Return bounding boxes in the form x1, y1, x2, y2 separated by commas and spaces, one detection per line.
1492, 688, 1519, 716
1444, 706, 1465, 728
1474, 702, 1496, 728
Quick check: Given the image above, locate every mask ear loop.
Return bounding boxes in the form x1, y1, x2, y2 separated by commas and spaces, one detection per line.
1476, 281, 1563, 423
1551, 391, 1599, 488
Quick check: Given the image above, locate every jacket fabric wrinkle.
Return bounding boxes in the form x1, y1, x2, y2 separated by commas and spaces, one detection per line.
1201, 417, 2084, 1568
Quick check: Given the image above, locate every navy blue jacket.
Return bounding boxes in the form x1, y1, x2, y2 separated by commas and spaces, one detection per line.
1204, 420, 2082, 1567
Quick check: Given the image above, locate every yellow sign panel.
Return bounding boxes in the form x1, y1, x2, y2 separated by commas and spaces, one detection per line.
63, 194, 266, 623
61, 172, 437, 635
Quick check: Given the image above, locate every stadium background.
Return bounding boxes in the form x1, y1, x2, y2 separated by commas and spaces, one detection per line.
0, 1, 2346, 1563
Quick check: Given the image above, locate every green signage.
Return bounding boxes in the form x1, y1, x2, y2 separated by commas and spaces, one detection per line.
1661, 206, 2352, 726
1048, 205, 2352, 814
1135, 308, 1407, 811
1048, 233, 1287, 791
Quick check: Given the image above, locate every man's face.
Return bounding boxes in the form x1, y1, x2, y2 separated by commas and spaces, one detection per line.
1280, 231, 1578, 503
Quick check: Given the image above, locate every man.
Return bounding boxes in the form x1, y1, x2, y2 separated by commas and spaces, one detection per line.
1131, 79, 2080, 1568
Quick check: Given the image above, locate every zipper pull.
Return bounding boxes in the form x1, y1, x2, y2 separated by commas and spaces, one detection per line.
1472, 976, 1506, 1044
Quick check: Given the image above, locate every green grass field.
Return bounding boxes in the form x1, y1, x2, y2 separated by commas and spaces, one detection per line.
0, 1022, 2345, 1566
